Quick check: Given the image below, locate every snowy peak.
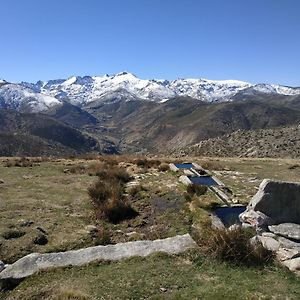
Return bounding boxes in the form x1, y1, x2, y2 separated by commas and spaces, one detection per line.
1, 72, 300, 112
0, 83, 62, 112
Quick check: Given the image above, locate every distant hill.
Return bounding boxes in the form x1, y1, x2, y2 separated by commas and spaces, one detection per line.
184, 125, 300, 158
0, 110, 101, 156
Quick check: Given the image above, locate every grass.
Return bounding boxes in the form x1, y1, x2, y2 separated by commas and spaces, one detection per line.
2, 251, 300, 300
1, 156, 300, 299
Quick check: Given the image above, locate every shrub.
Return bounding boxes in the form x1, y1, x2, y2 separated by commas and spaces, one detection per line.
198, 227, 274, 266
134, 158, 161, 169
2, 229, 26, 239
88, 179, 122, 207
3, 157, 34, 167
186, 184, 208, 196
95, 226, 112, 245
128, 184, 147, 197
96, 166, 132, 184
158, 163, 169, 172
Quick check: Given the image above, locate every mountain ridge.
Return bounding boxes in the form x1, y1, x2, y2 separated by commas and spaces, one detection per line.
1, 72, 299, 113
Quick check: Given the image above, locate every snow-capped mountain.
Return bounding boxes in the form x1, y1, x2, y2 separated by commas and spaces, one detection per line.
1, 72, 300, 112
0, 83, 61, 112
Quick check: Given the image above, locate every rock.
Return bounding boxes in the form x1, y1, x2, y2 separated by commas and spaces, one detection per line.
244, 179, 300, 224
0, 261, 5, 272
277, 236, 300, 249
239, 209, 273, 228
255, 235, 280, 252
276, 248, 300, 261
0, 234, 196, 281
18, 220, 34, 227
85, 225, 98, 234
0, 179, 4, 184
210, 214, 225, 230
282, 257, 300, 272
63, 169, 70, 174
262, 232, 276, 238
269, 223, 300, 241
160, 288, 167, 293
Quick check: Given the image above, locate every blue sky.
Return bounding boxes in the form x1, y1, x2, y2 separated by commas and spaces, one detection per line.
1, 0, 299, 86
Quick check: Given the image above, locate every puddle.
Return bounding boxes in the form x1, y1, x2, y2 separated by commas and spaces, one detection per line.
214, 206, 246, 226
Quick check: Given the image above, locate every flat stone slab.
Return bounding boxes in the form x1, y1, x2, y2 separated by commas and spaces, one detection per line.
0, 234, 196, 281
269, 223, 300, 241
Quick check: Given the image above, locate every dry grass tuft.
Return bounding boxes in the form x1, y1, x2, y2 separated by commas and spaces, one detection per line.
88, 166, 137, 224
196, 226, 274, 266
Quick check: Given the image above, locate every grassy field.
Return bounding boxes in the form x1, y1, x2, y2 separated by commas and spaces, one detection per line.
1, 156, 300, 299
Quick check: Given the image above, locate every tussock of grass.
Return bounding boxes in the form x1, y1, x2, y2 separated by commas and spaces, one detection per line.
88, 166, 137, 224
196, 226, 274, 266
186, 184, 207, 197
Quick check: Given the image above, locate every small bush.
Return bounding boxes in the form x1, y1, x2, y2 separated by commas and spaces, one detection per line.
128, 184, 147, 197
158, 163, 169, 172
88, 180, 123, 207
134, 158, 161, 169
4, 157, 34, 168
95, 227, 112, 245
2, 229, 26, 239
187, 184, 208, 196
198, 227, 274, 266
97, 167, 132, 183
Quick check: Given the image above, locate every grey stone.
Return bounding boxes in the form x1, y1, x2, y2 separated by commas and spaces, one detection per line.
255, 235, 280, 252
269, 223, 300, 241
210, 214, 225, 230
282, 257, 300, 272
0, 234, 196, 281
246, 179, 300, 224
276, 248, 300, 261
277, 236, 300, 249
262, 232, 276, 238
239, 209, 273, 228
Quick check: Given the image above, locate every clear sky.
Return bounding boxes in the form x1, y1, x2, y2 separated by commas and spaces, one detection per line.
1, 0, 299, 86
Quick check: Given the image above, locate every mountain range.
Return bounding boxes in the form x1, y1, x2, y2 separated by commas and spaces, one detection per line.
0, 72, 300, 156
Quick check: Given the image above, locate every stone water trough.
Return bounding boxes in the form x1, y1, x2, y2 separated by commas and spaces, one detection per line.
239, 179, 300, 273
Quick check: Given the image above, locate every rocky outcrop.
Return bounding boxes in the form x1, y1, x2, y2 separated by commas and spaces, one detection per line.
240, 179, 300, 227
0, 234, 196, 282
240, 179, 300, 273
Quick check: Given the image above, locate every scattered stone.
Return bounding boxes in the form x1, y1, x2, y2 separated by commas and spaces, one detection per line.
85, 225, 98, 234
277, 236, 300, 249
18, 220, 34, 227
160, 288, 167, 293
255, 235, 280, 252
282, 257, 300, 272
0, 234, 196, 281
269, 223, 300, 241
0, 179, 4, 184
276, 248, 300, 261
63, 169, 70, 174
262, 232, 276, 238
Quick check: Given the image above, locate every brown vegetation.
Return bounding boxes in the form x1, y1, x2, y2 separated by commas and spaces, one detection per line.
196, 226, 274, 266
88, 165, 137, 224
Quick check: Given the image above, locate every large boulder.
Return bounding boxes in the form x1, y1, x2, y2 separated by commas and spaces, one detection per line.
240, 179, 300, 226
